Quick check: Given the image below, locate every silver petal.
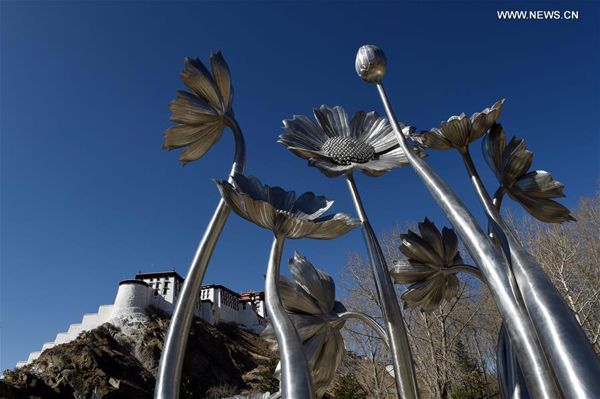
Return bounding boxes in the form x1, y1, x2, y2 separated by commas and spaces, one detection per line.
177, 123, 224, 165
308, 157, 354, 178
210, 50, 233, 111
240, 193, 278, 230
349, 110, 368, 140
441, 226, 459, 265
280, 145, 326, 161
353, 159, 395, 177
483, 123, 506, 181
275, 212, 319, 239
162, 123, 215, 150
307, 213, 361, 240
291, 192, 334, 221
418, 218, 445, 261
265, 185, 296, 213
215, 180, 251, 222
509, 192, 575, 223
502, 137, 533, 186
290, 313, 327, 342
313, 105, 350, 138
400, 230, 444, 265
421, 278, 445, 312
282, 115, 329, 148
168, 91, 219, 125
357, 111, 386, 143
390, 259, 437, 284
181, 57, 222, 109
469, 99, 504, 141
289, 251, 335, 313
231, 174, 269, 203
440, 113, 471, 147
312, 329, 345, 398
401, 279, 436, 309
279, 275, 322, 315
445, 274, 460, 301
421, 128, 455, 150
513, 170, 566, 198
302, 332, 328, 375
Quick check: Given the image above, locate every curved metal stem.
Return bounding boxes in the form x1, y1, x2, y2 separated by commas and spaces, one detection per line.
492, 187, 528, 399
443, 264, 483, 280
375, 82, 562, 399
345, 171, 420, 399
265, 234, 315, 399
460, 145, 600, 398
154, 117, 246, 399
333, 311, 390, 347
493, 187, 506, 211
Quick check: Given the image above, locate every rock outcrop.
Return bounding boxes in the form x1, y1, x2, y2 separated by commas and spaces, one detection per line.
1, 307, 273, 399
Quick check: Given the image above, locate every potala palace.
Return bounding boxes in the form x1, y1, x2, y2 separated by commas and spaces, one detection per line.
15, 271, 266, 369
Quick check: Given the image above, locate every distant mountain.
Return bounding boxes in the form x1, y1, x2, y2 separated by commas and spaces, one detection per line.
1, 307, 274, 399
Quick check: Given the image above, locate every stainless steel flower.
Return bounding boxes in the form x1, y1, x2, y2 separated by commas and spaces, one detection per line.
415, 100, 504, 150
355, 45, 387, 83
280, 105, 423, 178
390, 218, 463, 312
215, 173, 360, 239
162, 50, 234, 165
483, 123, 575, 223
262, 251, 347, 398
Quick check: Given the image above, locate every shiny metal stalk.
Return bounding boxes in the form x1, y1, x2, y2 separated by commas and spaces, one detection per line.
346, 171, 420, 399
374, 82, 562, 399
460, 146, 600, 399
266, 235, 315, 399
154, 116, 246, 399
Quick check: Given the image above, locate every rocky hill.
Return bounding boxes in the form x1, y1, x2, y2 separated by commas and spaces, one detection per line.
1, 307, 274, 399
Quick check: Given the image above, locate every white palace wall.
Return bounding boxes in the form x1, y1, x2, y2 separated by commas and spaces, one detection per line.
15, 274, 265, 369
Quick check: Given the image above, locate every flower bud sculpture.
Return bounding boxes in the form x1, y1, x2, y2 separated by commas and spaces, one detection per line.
280, 105, 423, 399
216, 173, 359, 399
156, 51, 247, 399
355, 44, 387, 83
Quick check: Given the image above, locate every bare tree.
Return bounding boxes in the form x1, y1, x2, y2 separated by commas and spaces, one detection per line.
337, 190, 599, 398
340, 224, 500, 399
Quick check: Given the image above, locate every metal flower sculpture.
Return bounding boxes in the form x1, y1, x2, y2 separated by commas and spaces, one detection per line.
483, 123, 574, 223
280, 105, 423, 178
156, 50, 247, 399
390, 219, 481, 312
281, 104, 421, 399
262, 251, 387, 398
216, 173, 359, 399
163, 50, 235, 165
215, 173, 359, 239
415, 100, 504, 150
359, 45, 566, 399
262, 252, 346, 398
362, 44, 600, 399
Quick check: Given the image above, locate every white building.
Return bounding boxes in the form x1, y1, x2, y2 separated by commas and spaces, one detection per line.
15, 271, 266, 369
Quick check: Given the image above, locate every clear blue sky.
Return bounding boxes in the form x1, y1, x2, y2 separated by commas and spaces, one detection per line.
1, 1, 598, 371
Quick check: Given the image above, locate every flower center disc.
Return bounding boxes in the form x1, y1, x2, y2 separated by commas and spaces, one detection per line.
322, 137, 375, 165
